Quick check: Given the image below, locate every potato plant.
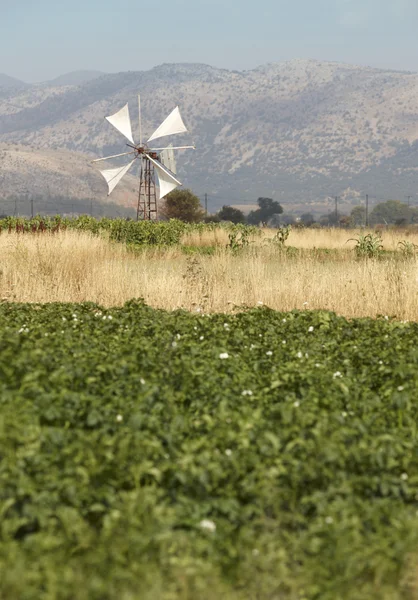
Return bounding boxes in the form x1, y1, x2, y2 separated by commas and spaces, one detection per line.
1, 303, 418, 599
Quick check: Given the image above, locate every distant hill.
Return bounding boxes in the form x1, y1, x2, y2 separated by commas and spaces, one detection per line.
1, 60, 418, 212
0, 73, 28, 90
45, 70, 105, 87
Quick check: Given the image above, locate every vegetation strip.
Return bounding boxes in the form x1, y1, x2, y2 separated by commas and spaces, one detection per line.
1, 302, 418, 599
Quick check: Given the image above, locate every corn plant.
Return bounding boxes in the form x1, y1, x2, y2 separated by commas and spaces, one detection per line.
398, 240, 418, 258
348, 232, 383, 258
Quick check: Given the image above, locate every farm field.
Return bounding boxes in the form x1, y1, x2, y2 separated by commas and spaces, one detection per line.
1, 301, 418, 599
2, 219, 418, 599
1, 219, 418, 319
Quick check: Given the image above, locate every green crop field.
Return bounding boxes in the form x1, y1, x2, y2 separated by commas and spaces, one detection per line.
1, 300, 418, 599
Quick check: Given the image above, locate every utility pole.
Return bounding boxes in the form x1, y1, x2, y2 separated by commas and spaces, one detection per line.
205, 193, 208, 216
31, 197, 34, 219
365, 194, 369, 227
90, 199, 93, 217
14, 198, 17, 217
406, 195, 412, 207
335, 196, 339, 226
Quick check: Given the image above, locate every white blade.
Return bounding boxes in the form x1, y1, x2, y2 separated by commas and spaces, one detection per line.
160, 144, 177, 174
105, 103, 135, 145
147, 155, 182, 200
147, 106, 188, 143
138, 94, 142, 146
93, 151, 135, 163
99, 159, 136, 195
150, 145, 195, 151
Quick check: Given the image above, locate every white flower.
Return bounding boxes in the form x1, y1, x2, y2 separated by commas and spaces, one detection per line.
282, 318, 287, 323
199, 519, 216, 532
257, 301, 263, 306
116, 414, 123, 422
308, 326, 314, 332
297, 351, 303, 359
200, 336, 204, 340
293, 401, 300, 408
94, 312, 102, 317
325, 516, 333, 524
107, 315, 113, 320
303, 302, 308, 306
305, 353, 309, 358
252, 548, 260, 556
194, 326, 198, 330
172, 341, 177, 348
62, 317, 67, 321
242, 390, 253, 396
379, 361, 383, 365
225, 449, 232, 456
342, 412, 348, 418
282, 340, 286, 345
401, 473, 409, 481
384, 315, 389, 320
195, 307, 202, 313
176, 334, 181, 339
140, 378, 145, 385
333, 371, 342, 378
398, 386, 404, 391
315, 363, 321, 367
224, 323, 230, 329
250, 344, 255, 350
266, 351, 273, 356
219, 352, 229, 359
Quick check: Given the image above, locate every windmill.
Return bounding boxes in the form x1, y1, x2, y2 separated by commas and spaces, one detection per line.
93, 96, 194, 220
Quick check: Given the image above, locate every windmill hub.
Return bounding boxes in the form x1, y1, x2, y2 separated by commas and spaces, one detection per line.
93, 96, 195, 220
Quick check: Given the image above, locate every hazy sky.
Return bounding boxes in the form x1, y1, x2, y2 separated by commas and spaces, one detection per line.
2, 0, 418, 82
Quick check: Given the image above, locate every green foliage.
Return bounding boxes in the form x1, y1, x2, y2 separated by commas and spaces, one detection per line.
270, 225, 292, 247
161, 189, 205, 223
370, 200, 418, 226
217, 205, 246, 224
227, 224, 252, 252
349, 232, 383, 258
299, 213, 315, 226
247, 197, 283, 226
350, 205, 366, 227
398, 240, 418, 258
1, 303, 418, 598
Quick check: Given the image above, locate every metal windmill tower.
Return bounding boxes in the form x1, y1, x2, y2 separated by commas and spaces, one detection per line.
94, 96, 194, 220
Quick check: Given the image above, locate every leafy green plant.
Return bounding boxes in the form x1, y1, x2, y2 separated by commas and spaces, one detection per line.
227, 224, 252, 252
348, 232, 383, 258
270, 225, 292, 247
1, 303, 418, 598
398, 240, 418, 257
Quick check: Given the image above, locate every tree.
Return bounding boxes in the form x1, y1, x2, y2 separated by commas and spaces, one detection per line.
369, 200, 416, 226
300, 212, 315, 226
247, 197, 283, 226
217, 205, 246, 224
350, 206, 366, 227
160, 189, 204, 223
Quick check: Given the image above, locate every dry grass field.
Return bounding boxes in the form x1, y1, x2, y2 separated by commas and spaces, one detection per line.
2, 228, 418, 320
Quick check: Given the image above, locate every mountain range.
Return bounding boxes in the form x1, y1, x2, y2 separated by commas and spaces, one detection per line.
1, 60, 418, 214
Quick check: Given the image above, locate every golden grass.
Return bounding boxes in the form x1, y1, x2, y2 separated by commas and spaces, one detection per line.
2, 230, 418, 320
182, 226, 418, 250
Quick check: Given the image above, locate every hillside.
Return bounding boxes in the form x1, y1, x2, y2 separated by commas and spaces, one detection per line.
1, 59, 418, 212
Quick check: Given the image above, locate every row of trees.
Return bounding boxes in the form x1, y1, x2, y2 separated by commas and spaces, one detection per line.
145, 191, 418, 228
162, 191, 284, 225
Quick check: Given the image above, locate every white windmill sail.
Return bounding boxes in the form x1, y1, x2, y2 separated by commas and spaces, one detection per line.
147, 155, 182, 200
147, 106, 187, 143
105, 104, 135, 145
160, 144, 177, 174
99, 159, 136, 195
